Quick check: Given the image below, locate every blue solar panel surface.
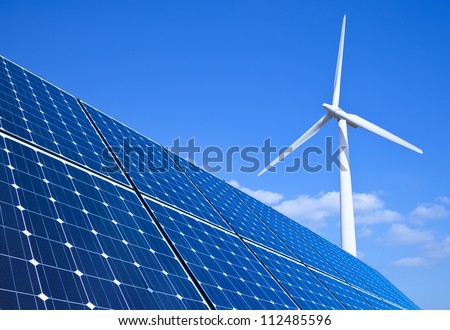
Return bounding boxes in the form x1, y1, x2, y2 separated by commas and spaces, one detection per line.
0, 56, 127, 185
173, 154, 295, 258
311, 271, 374, 310
0, 135, 207, 309
230, 184, 343, 279
145, 198, 298, 310
231, 183, 418, 310
0, 54, 419, 310
247, 242, 345, 310
328, 246, 419, 310
81, 101, 229, 230
288, 220, 416, 309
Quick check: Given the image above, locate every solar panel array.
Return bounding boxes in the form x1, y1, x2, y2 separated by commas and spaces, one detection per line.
0, 54, 419, 310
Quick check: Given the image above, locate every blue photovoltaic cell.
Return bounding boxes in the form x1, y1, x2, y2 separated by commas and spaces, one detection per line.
230, 185, 343, 279
283, 218, 374, 290
0, 135, 207, 310
0, 56, 127, 185
247, 242, 345, 310
144, 198, 298, 310
316, 239, 418, 310
288, 221, 414, 308
173, 154, 295, 258
82, 101, 229, 230
311, 271, 374, 310
352, 288, 401, 310
233, 184, 371, 289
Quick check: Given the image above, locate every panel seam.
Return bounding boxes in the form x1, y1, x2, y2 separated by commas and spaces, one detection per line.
77, 99, 215, 310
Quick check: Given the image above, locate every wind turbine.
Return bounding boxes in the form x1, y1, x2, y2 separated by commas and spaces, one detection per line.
258, 15, 423, 257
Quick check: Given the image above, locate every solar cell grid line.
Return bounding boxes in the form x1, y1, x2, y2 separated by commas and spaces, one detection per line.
314, 236, 419, 310
0, 134, 209, 310
0, 138, 46, 309
229, 184, 344, 279
287, 220, 386, 292
350, 287, 402, 310
246, 242, 346, 310
310, 271, 375, 310
328, 247, 418, 309
170, 153, 295, 258
80, 101, 230, 231
0, 56, 127, 185
144, 197, 300, 310
78, 100, 216, 310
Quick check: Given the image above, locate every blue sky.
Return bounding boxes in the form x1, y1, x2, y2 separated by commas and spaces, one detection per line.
1, 0, 450, 309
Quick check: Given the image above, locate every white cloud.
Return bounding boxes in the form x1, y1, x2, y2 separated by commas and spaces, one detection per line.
274, 191, 400, 228
436, 196, 450, 204
353, 193, 384, 211
274, 191, 340, 229
231, 181, 450, 266
353, 193, 402, 224
228, 180, 284, 205
409, 204, 450, 221
356, 209, 402, 225
393, 257, 427, 267
230, 181, 402, 229
425, 236, 450, 259
383, 224, 433, 245
228, 180, 240, 188
358, 227, 373, 238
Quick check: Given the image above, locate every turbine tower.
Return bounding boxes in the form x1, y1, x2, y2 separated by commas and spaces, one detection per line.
258, 15, 423, 257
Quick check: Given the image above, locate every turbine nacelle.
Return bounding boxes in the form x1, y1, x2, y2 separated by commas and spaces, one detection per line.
322, 103, 359, 128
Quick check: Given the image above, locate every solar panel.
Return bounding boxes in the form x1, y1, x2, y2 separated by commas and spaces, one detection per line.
81, 101, 229, 230
352, 288, 401, 310
173, 154, 295, 258
311, 271, 374, 310
0, 134, 208, 309
288, 221, 417, 309
312, 235, 419, 310
0, 56, 127, 185
145, 198, 298, 310
230, 184, 344, 279
246, 242, 345, 310
231, 183, 418, 310
0, 54, 419, 310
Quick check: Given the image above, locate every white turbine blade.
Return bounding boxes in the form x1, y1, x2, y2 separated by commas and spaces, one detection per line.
340, 112, 423, 154
258, 114, 332, 176
333, 15, 346, 107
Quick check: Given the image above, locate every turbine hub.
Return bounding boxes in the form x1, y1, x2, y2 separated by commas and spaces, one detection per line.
322, 103, 339, 116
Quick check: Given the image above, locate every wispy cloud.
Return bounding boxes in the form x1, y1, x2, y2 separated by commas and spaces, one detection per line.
393, 257, 427, 267
274, 191, 340, 229
436, 196, 450, 204
425, 236, 450, 259
358, 226, 373, 238
353, 193, 402, 224
228, 180, 284, 205
409, 204, 450, 222
229, 181, 402, 230
274, 191, 401, 228
356, 209, 403, 225
383, 224, 434, 245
